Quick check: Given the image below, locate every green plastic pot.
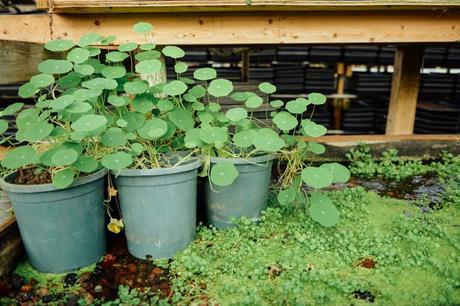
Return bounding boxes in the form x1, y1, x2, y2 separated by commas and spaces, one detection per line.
113, 159, 201, 259
205, 155, 274, 228
0, 169, 107, 273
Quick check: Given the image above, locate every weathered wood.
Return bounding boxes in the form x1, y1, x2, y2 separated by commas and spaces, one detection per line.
36, 0, 460, 13
386, 46, 424, 135
0, 219, 24, 278
2, 11, 460, 45
0, 41, 51, 85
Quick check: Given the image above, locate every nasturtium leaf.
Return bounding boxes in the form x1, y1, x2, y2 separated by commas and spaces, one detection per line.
124, 80, 148, 94
133, 22, 153, 34
160, 121, 176, 140
207, 79, 233, 97
106, 51, 129, 62
210, 162, 238, 186
277, 188, 297, 206
78, 32, 100, 47
66, 102, 92, 114
270, 100, 284, 108
52, 168, 75, 189
51, 149, 79, 166
135, 50, 161, 61
308, 141, 326, 155
126, 133, 136, 141
21, 121, 53, 142
130, 143, 144, 155
163, 80, 187, 96
174, 62, 188, 74
73, 156, 98, 173
188, 85, 206, 98
198, 111, 214, 124
132, 95, 154, 114
0, 120, 8, 134
233, 129, 257, 148
162, 46, 185, 59
183, 94, 197, 103
157, 99, 174, 112
253, 134, 285, 152
236, 118, 252, 129
281, 134, 297, 146
308, 92, 327, 105
71, 114, 107, 132
101, 66, 126, 79
302, 120, 327, 137
169, 108, 194, 131
226, 107, 247, 122
320, 163, 350, 183
18, 82, 38, 98
230, 92, 249, 102
67, 47, 90, 64
1, 146, 38, 169
301, 166, 333, 189
85, 58, 105, 73
123, 112, 145, 131
74, 64, 94, 76
72, 88, 102, 102
118, 42, 137, 52
257, 128, 278, 137
116, 119, 128, 128
108, 95, 127, 107
184, 128, 204, 148
100, 35, 117, 45
245, 96, 263, 109
191, 101, 205, 111
193, 67, 217, 81
135, 59, 161, 74
180, 77, 195, 85
56, 72, 82, 89
16, 108, 39, 129
102, 128, 127, 147
30, 74, 54, 88
140, 43, 156, 51
286, 99, 307, 114
86, 47, 101, 57
1, 102, 23, 116
273, 112, 298, 131
309, 193, 339, 227
101, 152, 133, 171
44, 39, 74, 52
199, 126, 227, 144
137, 118, 168, 139
258, 82, 277, 94
208, 102, 221, 113
38, 59, 73, 74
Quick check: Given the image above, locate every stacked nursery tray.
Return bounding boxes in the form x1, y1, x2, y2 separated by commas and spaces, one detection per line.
304, 66, 336, 94
342, 100, 378, 133
414, 102, 460, 134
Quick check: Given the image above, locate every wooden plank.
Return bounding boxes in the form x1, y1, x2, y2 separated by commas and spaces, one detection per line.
386, 46, 424, 135
37, 0, 460, 13
2, 11, 460, 45
0, 218, 24, 278
0, 41, 51, 85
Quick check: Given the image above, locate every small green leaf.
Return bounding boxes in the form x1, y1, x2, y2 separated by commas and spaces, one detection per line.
199, 126, 227, 144
163, 80, 187, 96
18, 82, 38, 98
71, 114, 107, 132
309, 193, 339, 227
286, 99, 307, 114
162, 46, 185, 59
301, 166, 333, 189
133, 22, 153, 34
66, 102, 92, 113
277, 188, 297, 206
233, 129, 257, 148
188, 85, 206, 98
320, 163, 350, 183
157, 99, 174, 112
30, 74, 54, 88
130, 143, 144, 155
51, 149, 79, 166
106, 51, 129, 62
132, 94, 154, 114
184, 128, 204, 148
302, 120, 327, 137
208, 102, 221, 113
101, 66, 126, 79
78, 32, 100, 47
135, 59, 161, 74
245, 96, 263, 109
169, 108, 194, 131
101, 152, 133, 170
0, 119, 8, 134
1, 146, 38, 169
38, 59, 73, 74
308, 92, 327, 105
73, 155, 99, 173
108, 95, 128, 107
308, 142, 326, 155
210, 162, 238, 186
226, 107, 247, 122
56, 72, 82, 88
137, 118, 168, 139
118, 42, 137, 52
253, 134, 285, 152
258, 82, 277, 94
124, 80, 148, 94
135, 50, 161, 61
74, 64, 95, 76
174, 62, 188, 74
1, 103, 24, 116
270, 100, 284, 108
102, 128, 127, 147
273, 112, 298, 131
67, 47, 90, 64
21, 121, 53, 142
123, 111, 145, 131
44, 39, 74, 52
52, 168, 75, 189
207, 79, 233, 97
193, 67, 217, 81
140, 43, 156, 51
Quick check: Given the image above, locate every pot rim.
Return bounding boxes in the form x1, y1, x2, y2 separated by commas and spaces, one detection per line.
209, 154, 276, 165
0, 169, 108, 194
111, 158, 201, 177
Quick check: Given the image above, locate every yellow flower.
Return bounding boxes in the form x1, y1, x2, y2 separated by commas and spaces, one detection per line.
107, 218, 124, 234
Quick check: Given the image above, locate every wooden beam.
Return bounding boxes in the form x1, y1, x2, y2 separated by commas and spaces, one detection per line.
1, 11, 460, 45
36, 0, 460, 13
386, 46, 424, 135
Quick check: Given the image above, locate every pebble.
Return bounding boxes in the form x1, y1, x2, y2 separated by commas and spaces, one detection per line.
94, 285, 103, 293
127, 263, 138, 273
64, 273, 78, 286
20, 285, 33, 293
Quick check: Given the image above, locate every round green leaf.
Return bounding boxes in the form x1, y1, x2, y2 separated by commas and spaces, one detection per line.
199, 126, 227, 144
135, 59, 161, 74
118, 42, 137, 52
52, 168, 75, 189
74, 64, 94, 76
286, 99, 307, 114
137, 118, 168, 139
210, 162, 238, 186
140, 43, 156, 51
71, 114, 107, 132
38, 59, 73, 74
108, 95, 128, 107
132, 95, 154, 114
309, 193, 339, 227
123, 112, 145, 131
101, 66, 126, 79
86, 47, 101, 57
193, 67, 217, 81
21, 121, 53, 142
67, 47, 90, 64
208, 102, 221, 113
106, 51, 129, 62
198, 111, 214, 124
44, 39, 74, 52
135, 50, 161, 61
207, 79, 233, 97
51, 149, 79, 166
308, 92, 327, 105
101, 152, 133, 171
133, 22, 153, 34
157, 99, 174, 112
233, 129, 257, 148
320, 163, 350, 183
73, 156, 98, 173
270, 100, 284, 108
245, 96, 263, 109
273, 112, 298, 131
277, 188, 297, 206
258, 82, 277, 94
116, 119, 128, 128
174, 62, 188, 74
78, 32, 100, 47
1, 146, 38, 169
162, 46, 185, 59
1, 103, 24, 116
66, 102, 92, 114
130, 143, 144, 155
0, 119, 8, 134
226, 107, 247, 122
231, 92, 250, 102
18, 82, 38, 98
188, 85, 206, 98
169, 108, 194, 131
253, 134, 285, 152
308, 142, 326, 155
56, 72, 82, 88
163, 80, 187, 96
124, 80, 148, 94
30, 74, 54, 88
102, 128, 127, 147
192, 101, 205, 111
184, 128, 204, 148
302, 120, 327, 137
301, 166, 333, 189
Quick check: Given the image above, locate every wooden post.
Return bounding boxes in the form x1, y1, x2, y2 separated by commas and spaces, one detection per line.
241, 50, 249, 82
386, 46, 424, 135
332, 62, 346, 130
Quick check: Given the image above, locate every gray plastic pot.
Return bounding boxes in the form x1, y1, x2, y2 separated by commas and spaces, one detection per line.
113, 159, 201, 259
0, 169, 107, 273
205, 155, 274, 228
